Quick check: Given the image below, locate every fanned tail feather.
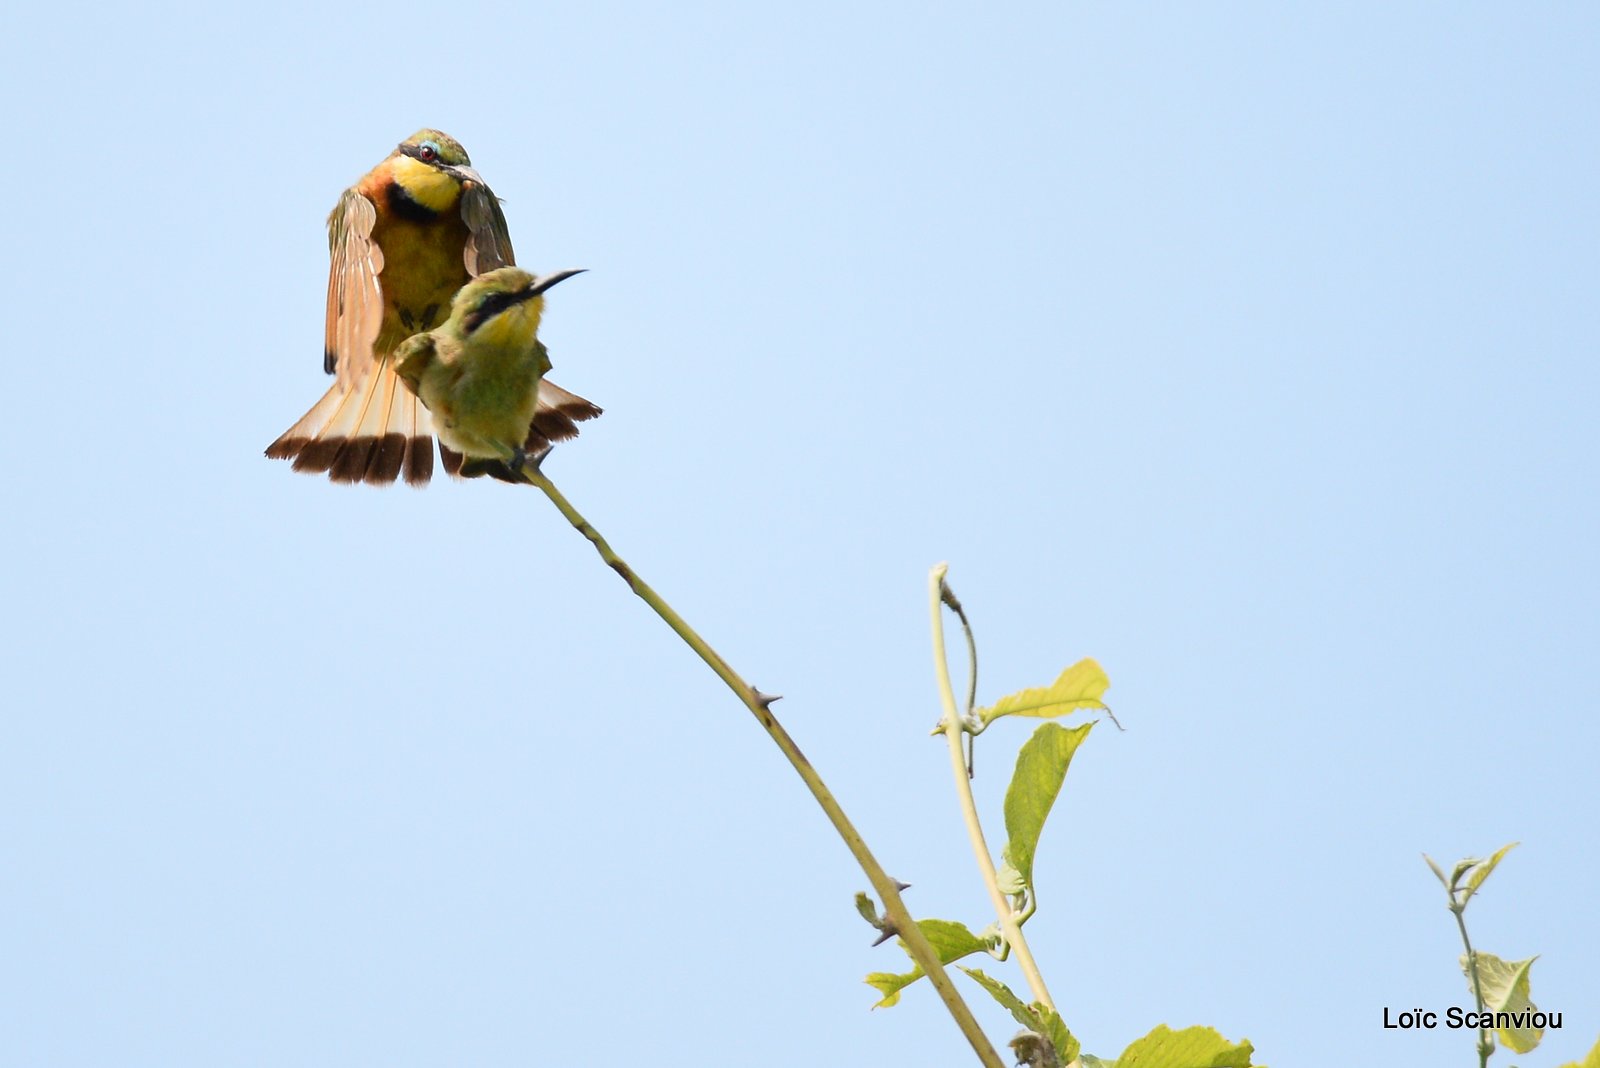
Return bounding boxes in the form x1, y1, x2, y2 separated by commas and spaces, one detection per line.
401, 389, 434, 485
265, 363, 434, 486
265, 384, 345, 461
267, 372, 600, 487
440, 444, 466, 477
325, 364, 387, 482
530, 380, 603, 447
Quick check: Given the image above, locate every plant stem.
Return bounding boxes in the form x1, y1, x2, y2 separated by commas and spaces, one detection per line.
929, 565, 1056, 1011
941, 583, 979, 776
1452, 898, 1492, 1068
940, 582, 978, 717
520, 467, 1006, 1068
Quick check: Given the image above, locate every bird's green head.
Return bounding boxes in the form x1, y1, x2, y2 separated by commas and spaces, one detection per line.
453, 266, 587, 343
396, 129, 472, 169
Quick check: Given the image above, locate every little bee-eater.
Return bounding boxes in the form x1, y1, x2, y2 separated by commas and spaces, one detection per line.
394, 266, 583, 481
266, 129, 600, 485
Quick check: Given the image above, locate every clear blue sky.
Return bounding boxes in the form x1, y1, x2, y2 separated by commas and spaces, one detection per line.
4, 4, 1596, 1065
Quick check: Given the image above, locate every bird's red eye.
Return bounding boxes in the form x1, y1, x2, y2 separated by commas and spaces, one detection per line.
419, 144, 437, 162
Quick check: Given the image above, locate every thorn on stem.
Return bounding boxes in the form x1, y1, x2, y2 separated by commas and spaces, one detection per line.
753, 689, 782, 708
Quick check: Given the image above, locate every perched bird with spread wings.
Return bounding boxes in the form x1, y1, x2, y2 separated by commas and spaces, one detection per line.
266, 129, 599, 485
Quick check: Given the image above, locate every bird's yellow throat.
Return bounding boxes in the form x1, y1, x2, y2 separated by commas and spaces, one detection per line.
389, 154, 463, 212
476, 298, 545, 350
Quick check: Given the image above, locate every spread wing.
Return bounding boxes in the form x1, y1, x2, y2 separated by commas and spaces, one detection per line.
324, 188, 385, 391
459, 170, 516, 275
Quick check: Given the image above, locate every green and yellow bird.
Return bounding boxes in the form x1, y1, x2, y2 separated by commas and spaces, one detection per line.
394, 266, 584, 481
266, 129, 600, 485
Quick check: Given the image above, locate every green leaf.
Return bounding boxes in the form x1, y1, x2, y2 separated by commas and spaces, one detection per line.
1450, 857, 1480, 889
913, 918, 993, 963
854, 892, 882, 929
975, 658, 1110, 728
1003, 722, 1095, 888
959, 969, 1078, 1064
1464, 952, 1544, 1054
864, 920, 994, 1007
996, 860, 1026, 896
1555, 1032, 1600, 1068
1423, 853, 1449, 888
960, 967, 1038, 1029
1034, 1005, 1081, 1064
865, 968, 921, 1008
1115, 1024, 1257, 1067
1461, 842, 1518, 902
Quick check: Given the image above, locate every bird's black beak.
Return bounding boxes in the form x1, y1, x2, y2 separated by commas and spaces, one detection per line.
527, 268, 588, 297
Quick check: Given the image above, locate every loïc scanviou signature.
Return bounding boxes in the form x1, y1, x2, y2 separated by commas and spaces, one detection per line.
1383, 1007, 1563, 1030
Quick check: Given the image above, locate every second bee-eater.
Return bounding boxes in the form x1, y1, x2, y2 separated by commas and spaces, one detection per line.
394, 266, 584, 481
265, 129, 600, 485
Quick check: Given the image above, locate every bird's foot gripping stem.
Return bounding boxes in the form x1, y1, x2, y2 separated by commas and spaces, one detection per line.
508, 443, 553, 481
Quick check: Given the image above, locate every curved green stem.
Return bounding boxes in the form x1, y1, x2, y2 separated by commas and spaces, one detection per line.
939, 582, 978, 718
940, 582, 979, 775
930, 565, 1055, 1011
520, 467, 1006, 1068
1451, 899, 1492, 1068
